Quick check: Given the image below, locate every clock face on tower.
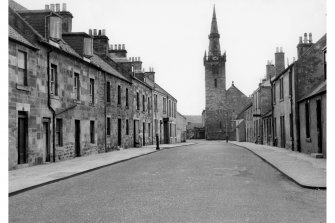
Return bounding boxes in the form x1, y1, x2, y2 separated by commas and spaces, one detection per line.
213, 56, 218, 60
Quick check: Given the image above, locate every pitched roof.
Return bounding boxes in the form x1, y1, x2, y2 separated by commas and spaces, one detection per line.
9, 25, 38, 49
154, 83, 177, 101
298, 81, 326, 102
8, 0, 27, 11
227, 83, 247, 97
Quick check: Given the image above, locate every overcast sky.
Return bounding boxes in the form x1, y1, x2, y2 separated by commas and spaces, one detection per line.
15, 0, 326, 115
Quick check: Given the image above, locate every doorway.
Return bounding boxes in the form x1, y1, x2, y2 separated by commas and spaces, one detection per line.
43, 118, 50, 162
143, 122, 145, 146
316, 99, 322, 154
75, 120, 81, 157
133, 120, 138, 147
164, 120, 169, 144
118, 119, 122, 147
18, 111, 28, 164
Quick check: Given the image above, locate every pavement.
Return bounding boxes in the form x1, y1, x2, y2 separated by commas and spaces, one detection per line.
8, 142, 195, 196
229, 141, 326, 189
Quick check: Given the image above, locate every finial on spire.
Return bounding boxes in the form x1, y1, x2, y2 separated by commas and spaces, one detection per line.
210, 5, 219, 34
232, 81, 234, 86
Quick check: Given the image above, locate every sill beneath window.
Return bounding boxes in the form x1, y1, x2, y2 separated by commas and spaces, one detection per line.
16, 84, 30, 92
279, 98, 284, 102
89, 102, 95, 107
288, 95, 292, 99
117, 104, 122, 108
50, 94, 60, 100
106, 102, 111, 106
73, 99, 81, 104
306, 138, 311, 142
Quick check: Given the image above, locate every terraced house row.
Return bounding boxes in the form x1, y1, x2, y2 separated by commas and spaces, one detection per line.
235, 32, 326, 158
8, 0, 186, 170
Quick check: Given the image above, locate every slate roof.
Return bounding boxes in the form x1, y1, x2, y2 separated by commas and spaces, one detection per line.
8, 0, 27, 11
154, 83, 176, 101
298, 81, 326, 102
9, 25, 38, 49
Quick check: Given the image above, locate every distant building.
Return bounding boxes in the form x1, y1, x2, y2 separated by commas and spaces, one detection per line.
185, 115, 204, 139
203, 7, 250, 140
176, 112, 187, 143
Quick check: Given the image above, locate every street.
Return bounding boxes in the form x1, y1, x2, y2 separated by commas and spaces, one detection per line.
9, 141, 326, 223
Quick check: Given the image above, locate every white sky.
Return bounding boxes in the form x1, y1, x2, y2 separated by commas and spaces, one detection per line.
14, 0, 326, 116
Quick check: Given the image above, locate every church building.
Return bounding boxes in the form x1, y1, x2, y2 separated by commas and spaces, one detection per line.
204, 6, 250, 140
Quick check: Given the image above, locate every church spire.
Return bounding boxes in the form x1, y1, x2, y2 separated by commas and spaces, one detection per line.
210, 5, 219, 34
208, 5, 221, 57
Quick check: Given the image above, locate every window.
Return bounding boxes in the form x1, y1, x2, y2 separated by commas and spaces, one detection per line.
155, 119, 158, 134
17, 50, 27, 86
136, 92, 140, 110
49, 16, 62, 39
107, 117, 111, 136
74, 73, 80, 100
126, 88, 129, 107
168, 100, 171, 116
163, 98, 167, 114
148, 123, 151, 137
274, 118, 277, 138
273, 83, 276, 104
50, 64, 58, 96
56, 119, 63, 146
118, 85, 121, 105
324, 49, 327, 80
142, 95, 145, 112
107, 81, 111, 102
126, 119, 129, 135
214, 79, 217, 88
305, 100, 310, 138
289, 69, 292, 96
280, 116, 285, 148
147, 97, 150, 112
90, 120, 95, 143
154, 94, 158, 112
279, 78, 284, 100
90, 78, 94, 104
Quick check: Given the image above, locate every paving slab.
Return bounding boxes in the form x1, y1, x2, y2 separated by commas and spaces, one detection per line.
230, 141, 326, 189
9, 142, 196, 195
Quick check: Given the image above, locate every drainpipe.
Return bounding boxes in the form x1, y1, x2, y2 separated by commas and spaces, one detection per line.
270, 78, 274, 146
289, 67, 294, 151
47, 49, 56, 162
104, 71, 107, 152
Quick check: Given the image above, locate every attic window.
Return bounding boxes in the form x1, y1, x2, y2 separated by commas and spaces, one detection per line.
49, 16, 62, 39
83, 37, 93, 56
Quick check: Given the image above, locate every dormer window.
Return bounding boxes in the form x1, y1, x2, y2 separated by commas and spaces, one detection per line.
49, 16, 62, 39
83, 37, 93, 57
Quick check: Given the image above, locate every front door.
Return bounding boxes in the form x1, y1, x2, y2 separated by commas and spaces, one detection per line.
18, 111, 28, 164
133, 120, 138, 147
143, 122, 145, 146
43, 119, 50, 162
118, 119, 122, 146
75, 120, 81, 157
316, 100, 322, 154
164, 120, 169, 144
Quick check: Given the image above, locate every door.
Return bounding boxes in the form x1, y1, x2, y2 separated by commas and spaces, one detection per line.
75, 120, 81, 157
118, 119, 122, 146
316, 100, 322, 154
143, 122, 145, 146
18, 111, 28, 164
43, 119, 50, 162
133, 120, 138, 147
164, 120, 169, 144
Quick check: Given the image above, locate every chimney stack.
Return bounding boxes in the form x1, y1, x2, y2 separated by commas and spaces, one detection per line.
93, 29, 97, 36
297, 33, 313, 59
266, 60, 275, 80
101, 29, 106, 36
56, 3, 60, 12
50, 4, 55, 11
275, 47, 285, 75
89, 29, 92, 36
122, 44, 125, 50
45, 4, 49, 10
93, 28, 109, 55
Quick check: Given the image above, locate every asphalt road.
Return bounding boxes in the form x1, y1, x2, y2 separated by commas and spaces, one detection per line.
9, 141, 326, 223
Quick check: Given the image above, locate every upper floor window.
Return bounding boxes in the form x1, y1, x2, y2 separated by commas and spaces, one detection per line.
136, 92, 140, 110
154, 94, 158, 112
279, 78, 284, 100
90, 78, 94, 104
56, 118, 63, 146
163, 98, 167, 114
106, 81, 111, 102
118, 85, 121, 105
147, 97, 150, 112
17, 50, 27, 86
74, 73, 80, 100
49, 16, 62, 39
50, 64, 58, 96
214, 79, 217, 88
305, 100, 310, 138
142, 95, 145, 112
273, 83, 276, 104
126, 88, 129, 107
324, 49, 327, 80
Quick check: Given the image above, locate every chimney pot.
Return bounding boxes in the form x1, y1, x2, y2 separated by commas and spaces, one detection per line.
276, 47, 279, 53
132, 57, 134, 62
280, 47, 283, 52
138, 57, 141, 61
93, 29, 97, 36
122, 44, 125, 50
118, 44, 121, 50
98, 30, 101, 35
304, 33, 308, 43
102, 29, 106, 36
110, 44, 113, 50
45, 4, 50, 10
309, 33, 312, 43
56, 3, 60, 12
50, 4, 55, 11
299, 36, 303, 44
89, 29, 92, 36
62, 3, 67, 11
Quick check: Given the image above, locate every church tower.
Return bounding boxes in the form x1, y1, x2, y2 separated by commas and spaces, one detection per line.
204, 6, 227, 140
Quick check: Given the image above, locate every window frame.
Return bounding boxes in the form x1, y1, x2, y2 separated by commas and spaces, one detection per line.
90, 120, 95, 143
17, 50, 28, 86
56, 118, 63, 146
50, 64, 58, 96
90, 78, 94, 104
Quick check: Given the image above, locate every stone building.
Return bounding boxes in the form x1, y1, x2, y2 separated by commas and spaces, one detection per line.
203, 7, 250, 140
235, 102, 252, 142
271, 33, 326, 155
8, 0, 183, 170
176, 112, 187, 143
